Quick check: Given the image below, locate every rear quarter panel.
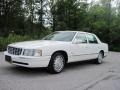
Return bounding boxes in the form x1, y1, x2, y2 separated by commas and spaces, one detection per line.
100, 43, 109, 56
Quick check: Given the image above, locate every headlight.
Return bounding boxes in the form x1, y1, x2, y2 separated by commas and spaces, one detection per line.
23, 49, 35, 56
23, 49, 42, 56
34, 49, 42, 56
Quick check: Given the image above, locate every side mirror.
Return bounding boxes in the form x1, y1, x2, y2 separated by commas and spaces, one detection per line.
72, 39, 83, 44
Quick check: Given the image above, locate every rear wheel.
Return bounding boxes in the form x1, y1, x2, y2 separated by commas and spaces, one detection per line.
48, 53, 65, 74
95, 52, 104, 64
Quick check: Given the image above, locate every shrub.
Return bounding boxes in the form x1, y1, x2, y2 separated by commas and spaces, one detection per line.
0, 30, 52, 51
0, 34, 31, 51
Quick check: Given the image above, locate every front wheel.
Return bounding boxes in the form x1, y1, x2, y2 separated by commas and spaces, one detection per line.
48, 53, 65, 74
95, 52, 104, 64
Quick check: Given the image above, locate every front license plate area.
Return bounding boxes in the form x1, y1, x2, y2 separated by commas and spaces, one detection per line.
5, 55, 12, 63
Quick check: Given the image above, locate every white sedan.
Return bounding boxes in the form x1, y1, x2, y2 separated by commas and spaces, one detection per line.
4, 31, 108, 73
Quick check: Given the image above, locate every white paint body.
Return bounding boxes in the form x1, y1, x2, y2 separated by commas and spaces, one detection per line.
4, 31, 108, 68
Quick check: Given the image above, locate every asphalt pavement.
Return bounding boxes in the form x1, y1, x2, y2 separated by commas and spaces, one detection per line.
0, 52, 120, 90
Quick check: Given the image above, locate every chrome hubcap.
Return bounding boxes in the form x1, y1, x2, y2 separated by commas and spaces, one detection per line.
53, 55, 64, 72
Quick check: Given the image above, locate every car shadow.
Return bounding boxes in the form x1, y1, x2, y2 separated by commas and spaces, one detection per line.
8, 66, 49, 76
65, 60, 96, 69
6, 60, 97, 76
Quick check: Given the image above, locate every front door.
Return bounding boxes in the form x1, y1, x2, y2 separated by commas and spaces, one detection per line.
70, 33, 89, 62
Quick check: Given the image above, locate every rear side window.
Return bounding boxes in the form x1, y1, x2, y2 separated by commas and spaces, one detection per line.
87, 34, 98, 44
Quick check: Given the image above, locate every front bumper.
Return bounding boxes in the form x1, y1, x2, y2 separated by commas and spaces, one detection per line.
4, 51, 51, 68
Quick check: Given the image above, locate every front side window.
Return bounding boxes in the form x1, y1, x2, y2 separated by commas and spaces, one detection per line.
87, 34, 98, 44
74, 33, 87, 43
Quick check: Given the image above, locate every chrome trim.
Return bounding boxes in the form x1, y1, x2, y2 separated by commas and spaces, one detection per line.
7, 46, 22, 55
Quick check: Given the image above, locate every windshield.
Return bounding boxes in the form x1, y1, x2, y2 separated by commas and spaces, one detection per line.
42, 32, 76, 42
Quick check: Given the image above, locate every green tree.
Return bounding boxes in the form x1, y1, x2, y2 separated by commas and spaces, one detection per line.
0, 0, 25, 36
50, 0, 88, 31
86, 0, 112, 43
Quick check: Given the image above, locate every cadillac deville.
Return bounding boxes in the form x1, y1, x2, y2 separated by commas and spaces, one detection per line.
4, 31, 108, 73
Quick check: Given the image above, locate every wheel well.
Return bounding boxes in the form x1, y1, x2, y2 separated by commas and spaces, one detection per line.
51, 50, 68, 64
100, 50, 104, 56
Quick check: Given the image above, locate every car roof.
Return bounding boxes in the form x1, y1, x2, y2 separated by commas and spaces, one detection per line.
57, 30, 92, 34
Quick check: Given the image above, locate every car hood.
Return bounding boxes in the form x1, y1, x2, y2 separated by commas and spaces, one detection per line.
8, 40, 69, 49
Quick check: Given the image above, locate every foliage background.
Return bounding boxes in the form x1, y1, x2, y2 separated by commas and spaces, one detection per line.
0, 0, 120, 51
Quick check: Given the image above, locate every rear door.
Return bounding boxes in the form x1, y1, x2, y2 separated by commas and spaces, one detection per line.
86, 34, 100, 59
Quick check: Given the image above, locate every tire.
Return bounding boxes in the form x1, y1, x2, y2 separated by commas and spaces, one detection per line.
48, 53, 65, 74
95, 52, 104, 64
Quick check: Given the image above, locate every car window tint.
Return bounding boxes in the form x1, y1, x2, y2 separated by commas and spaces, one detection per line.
42, 32, 76, 42
87, 34, 98, 44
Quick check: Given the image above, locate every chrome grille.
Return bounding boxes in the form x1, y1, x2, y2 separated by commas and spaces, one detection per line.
8, 46, 22, 55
